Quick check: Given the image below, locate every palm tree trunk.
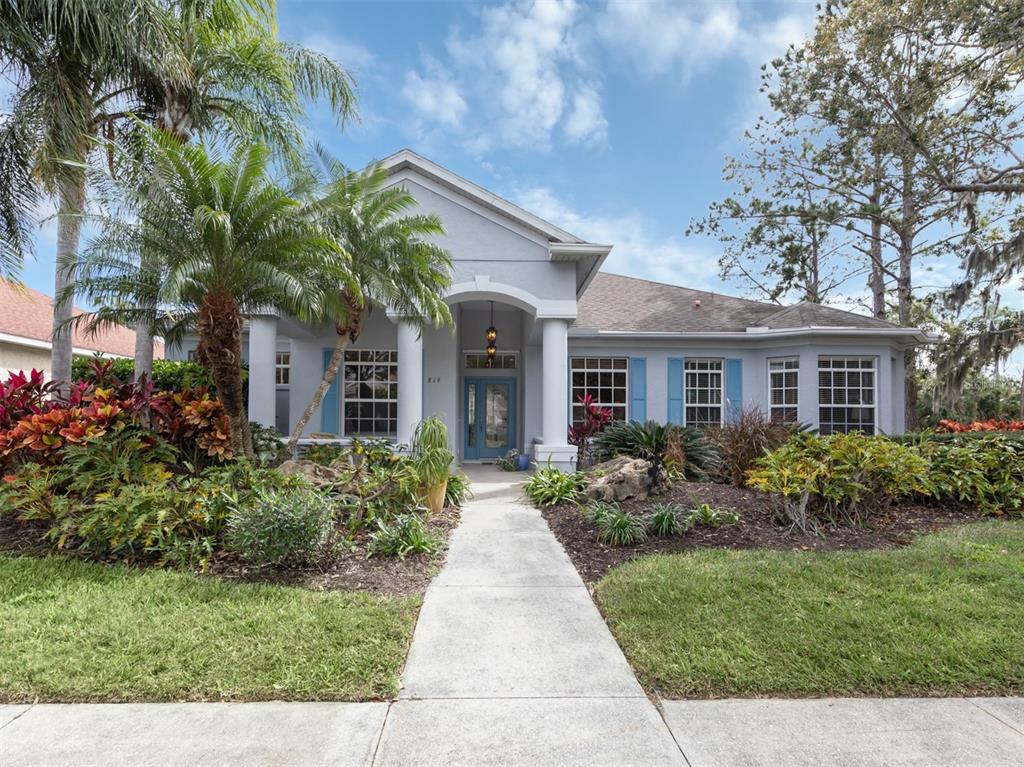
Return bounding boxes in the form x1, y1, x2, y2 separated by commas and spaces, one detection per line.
51, 172, 86, 393
288, 330, 349, 449
198, 291, 253, 457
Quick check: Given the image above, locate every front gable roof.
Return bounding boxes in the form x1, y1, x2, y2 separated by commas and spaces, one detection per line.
380, 149, 584, 244
379, 149, 611, 296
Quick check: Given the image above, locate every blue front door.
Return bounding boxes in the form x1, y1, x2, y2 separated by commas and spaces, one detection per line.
463, 377, 517, 460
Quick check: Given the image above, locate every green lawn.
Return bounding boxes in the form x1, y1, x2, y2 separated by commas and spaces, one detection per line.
596, 521, 1024, 698
0, 555, 419, 702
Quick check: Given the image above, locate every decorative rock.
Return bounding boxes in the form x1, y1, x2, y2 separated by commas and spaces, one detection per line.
583, 456, 668, 502
278, 459, 344, 486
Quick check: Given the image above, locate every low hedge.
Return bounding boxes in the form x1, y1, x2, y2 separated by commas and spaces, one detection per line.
71, 356, 240, 392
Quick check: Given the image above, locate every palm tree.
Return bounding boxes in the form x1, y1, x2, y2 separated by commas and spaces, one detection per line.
128, 0, 357, 382
79, 133, 345, 456
287, 159, 453, 449
0, 0, 166, 388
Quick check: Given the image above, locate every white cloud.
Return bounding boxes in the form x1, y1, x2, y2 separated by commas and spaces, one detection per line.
597, 0, 813, 81
402, 65, 468, 129
514, 186, 722, 290
564, 84, 607, 145
401, 0, 605, 152
301, 33, 376, 72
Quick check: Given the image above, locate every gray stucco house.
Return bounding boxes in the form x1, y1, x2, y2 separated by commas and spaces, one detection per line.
166, 150, 930, 467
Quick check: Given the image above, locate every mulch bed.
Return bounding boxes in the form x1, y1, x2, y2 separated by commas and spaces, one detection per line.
207, 506, 461, 597
0, 507, 461, 598
542, 482, 985, 584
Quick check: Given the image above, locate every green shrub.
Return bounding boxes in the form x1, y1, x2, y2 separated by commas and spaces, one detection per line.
444, 471, 473, 507
584, 500, 619, 525
249, 422, 286, 467
303, 443, 346, 466
524, 465, 585, 506
707, 407, 800, 486
597, 507, 648, 546
687, 503, 741, 528
919, 436, 1024, 516
649, 502, 687, 536
368, 514, 439, 559
225, 487, 335, 567
596, 420, 721, 480
52, 427, 178, 497
748, 432, 930, 533
71, 356, 218, 391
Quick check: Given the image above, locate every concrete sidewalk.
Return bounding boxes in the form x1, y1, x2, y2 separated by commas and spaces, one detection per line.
3, 465, 1023, 765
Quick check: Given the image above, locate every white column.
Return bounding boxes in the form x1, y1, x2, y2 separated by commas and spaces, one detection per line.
247, 315, 277, 429
396, 320, 423, 446
540, 318, 575, 468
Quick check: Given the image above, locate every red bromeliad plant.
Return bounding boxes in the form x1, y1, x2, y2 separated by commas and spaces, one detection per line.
0, 369, 61, 429
936, 418, 1024, 433
568, 393, 613, 467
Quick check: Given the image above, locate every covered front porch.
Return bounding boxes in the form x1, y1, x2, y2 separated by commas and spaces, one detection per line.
243, 279, 577, 468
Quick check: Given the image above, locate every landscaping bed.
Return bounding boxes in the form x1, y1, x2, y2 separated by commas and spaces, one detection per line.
0, 554, 418, 703
206, 505, 460, 596
594, 520, 1024, 698
542, 481, 983, 583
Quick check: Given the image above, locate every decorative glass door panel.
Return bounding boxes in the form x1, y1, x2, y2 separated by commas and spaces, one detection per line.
463, 378, 516, 460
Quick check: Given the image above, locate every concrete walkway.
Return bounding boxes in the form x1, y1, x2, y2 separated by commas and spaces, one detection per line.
371, 464, 686, 765
4, 465, 1024, 765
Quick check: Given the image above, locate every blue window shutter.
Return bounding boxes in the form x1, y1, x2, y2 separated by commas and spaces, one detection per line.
321, 348, 340, 434
725, 358, 743, 423
629, 357, 646, 422
667, 358, 683, 425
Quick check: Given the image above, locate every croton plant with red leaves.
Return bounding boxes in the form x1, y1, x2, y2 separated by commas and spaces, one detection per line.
568, 392, 613, 465
0, 364, 233, 467
936, 418, 1024, 433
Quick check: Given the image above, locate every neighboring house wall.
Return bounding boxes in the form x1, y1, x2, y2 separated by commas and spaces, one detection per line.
0, 341, 50, 379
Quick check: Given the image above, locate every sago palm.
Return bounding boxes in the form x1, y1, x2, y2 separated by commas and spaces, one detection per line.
78, 132, 345, 456
127, 0, 357, 382
0, 0, 167, 387
288, 158, 453, 447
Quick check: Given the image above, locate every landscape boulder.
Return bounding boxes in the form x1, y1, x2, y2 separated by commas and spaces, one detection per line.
278, 459, 344, 487
583, 455, 668, 502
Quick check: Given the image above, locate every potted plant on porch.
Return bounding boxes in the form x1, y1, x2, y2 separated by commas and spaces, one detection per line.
412, 416, 454, 514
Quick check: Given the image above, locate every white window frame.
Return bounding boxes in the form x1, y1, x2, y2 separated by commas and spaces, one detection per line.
342, 349, 398, 437
570, 356, 629, 426
817, 355, 877, 435
767, 357, 799, 424
275, 351, 291, 386
684, 358, 724, 428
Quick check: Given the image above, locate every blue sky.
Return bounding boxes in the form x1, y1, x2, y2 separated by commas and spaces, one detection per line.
17, 0, 1019, 372
276, 0, 819, 292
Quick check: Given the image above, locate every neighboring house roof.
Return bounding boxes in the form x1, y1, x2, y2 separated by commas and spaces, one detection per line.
574, 272, 929, 341
0, 280, 164, 359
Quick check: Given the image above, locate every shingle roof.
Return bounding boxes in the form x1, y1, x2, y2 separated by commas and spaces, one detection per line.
0, 280, 164, 358
574, 272, 904, 334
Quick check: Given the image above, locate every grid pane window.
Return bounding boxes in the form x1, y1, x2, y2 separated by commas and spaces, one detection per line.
465, 352, 517, 369
275, 352, 291, 385
768, 357, 798, 424
818, 356, 876, 435
570, 357, 628, 426
684, 359, 723, 428
342, 349, 397, 436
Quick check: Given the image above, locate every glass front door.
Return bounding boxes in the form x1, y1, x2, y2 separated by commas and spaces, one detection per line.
463, 377, 517, 460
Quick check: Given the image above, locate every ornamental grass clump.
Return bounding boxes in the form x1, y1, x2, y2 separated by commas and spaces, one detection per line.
648, 502, 687, 536
524, 464, 585, 507
597, 506, 648, 546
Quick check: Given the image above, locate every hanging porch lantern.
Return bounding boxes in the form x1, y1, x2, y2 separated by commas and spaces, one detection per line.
485, 301, 498, 367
